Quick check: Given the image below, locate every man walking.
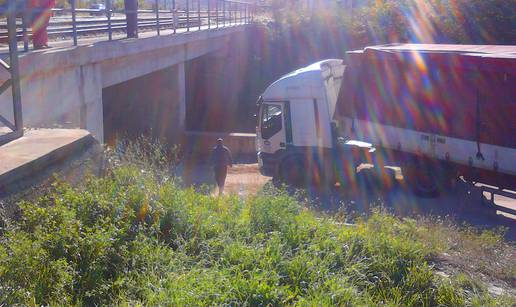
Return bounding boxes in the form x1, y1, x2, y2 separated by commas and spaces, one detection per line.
211, 138, 232, 196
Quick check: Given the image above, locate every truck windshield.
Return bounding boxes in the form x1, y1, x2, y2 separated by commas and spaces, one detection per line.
261, 104, 282, 139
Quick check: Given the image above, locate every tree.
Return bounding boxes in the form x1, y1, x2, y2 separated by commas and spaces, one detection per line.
263, 0, 516, 46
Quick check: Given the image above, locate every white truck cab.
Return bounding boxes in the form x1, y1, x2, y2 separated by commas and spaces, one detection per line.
256, 60, 368, 185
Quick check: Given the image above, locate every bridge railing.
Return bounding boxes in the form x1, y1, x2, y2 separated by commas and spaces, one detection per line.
0, 0, 255, 51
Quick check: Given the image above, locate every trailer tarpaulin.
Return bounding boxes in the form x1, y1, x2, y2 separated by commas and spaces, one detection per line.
338, 44, 516, 148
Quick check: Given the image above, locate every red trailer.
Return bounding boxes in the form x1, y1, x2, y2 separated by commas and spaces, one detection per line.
337, 44, 516, 195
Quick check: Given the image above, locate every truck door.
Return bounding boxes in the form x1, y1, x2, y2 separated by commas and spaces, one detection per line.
258, 102, 286, 155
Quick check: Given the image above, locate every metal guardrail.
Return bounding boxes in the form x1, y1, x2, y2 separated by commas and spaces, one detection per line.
0, 0, 255, 51
0, 0, 22, 146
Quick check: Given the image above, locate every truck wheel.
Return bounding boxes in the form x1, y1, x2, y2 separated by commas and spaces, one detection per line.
405, 160, 440, 198
280, 156, 305, 187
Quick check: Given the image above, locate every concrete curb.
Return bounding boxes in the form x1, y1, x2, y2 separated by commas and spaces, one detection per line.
0, 130, 96, 191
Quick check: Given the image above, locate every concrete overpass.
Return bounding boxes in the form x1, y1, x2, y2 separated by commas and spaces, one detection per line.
0, 24, 250, 144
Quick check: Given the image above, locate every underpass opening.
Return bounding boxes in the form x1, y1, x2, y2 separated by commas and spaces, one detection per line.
185, 54, 256, 133
102, 64, 185, 147
183, 42, 268, 160
185, 27, 274, 134
182, 26, 300, 159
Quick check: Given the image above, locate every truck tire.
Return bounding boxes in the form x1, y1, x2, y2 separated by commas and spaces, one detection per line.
279, 156, 306, 187
404, 159, 440, 198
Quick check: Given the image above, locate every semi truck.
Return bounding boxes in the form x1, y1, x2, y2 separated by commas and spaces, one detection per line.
256, 44, 516, 197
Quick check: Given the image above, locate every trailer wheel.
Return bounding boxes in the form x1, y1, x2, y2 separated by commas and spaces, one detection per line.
405, 160, 440, 198
280, 156, 305, 187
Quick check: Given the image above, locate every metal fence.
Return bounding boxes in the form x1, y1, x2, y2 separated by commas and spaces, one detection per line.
0, 0, 255, 51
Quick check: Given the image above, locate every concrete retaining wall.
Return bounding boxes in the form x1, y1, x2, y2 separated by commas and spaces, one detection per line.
182, 131, 256, 161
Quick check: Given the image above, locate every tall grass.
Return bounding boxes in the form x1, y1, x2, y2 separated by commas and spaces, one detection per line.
0, 143, 513, 305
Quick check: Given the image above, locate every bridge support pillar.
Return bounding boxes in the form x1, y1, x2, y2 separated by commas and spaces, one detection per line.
176, 62, 186, 134
79, 64, 104, 143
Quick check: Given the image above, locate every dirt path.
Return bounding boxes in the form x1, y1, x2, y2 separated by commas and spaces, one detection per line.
223, 164, 270, 196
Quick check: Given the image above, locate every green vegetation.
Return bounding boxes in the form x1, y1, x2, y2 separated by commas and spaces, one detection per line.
253, 0, 516, 95
0, 145, 514, 305
266, 0, 516, 45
